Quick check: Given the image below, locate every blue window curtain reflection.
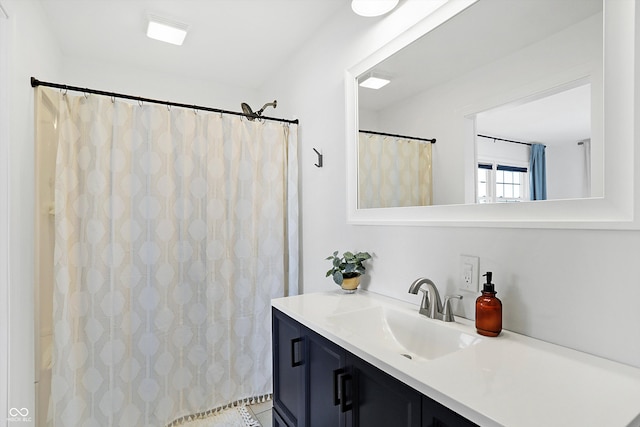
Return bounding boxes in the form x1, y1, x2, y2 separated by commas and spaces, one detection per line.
529, 143, 547, 200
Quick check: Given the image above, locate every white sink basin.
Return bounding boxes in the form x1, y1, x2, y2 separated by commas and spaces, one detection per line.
328, 305, 482, 361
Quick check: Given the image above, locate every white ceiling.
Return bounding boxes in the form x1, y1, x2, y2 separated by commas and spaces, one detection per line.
38, 0, 346, 90
359, 0, 602, 111
358, 0, 601, 147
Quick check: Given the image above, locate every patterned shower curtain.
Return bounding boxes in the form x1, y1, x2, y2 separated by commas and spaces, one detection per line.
43, 87, 298, 426
358, 132, 432, 208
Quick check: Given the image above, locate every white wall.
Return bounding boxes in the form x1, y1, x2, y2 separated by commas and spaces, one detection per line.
263, 2, 640, 369
0, 3, 10, 425
546, 143, 588, 200
4, 1, 62, 424
59, 57, 258, 114
476, 139, 529, 169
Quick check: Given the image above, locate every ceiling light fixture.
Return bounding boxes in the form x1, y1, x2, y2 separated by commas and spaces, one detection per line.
359, 73, 391, 90
351, 0, 399, 17
146, 14, 189, 46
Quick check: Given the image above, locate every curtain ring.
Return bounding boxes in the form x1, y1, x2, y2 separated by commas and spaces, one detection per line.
83, 92, 89, 99
193, 105, 198, 115
167, 103, 171, 111
138, 99, 143, 107
61, 87, 68, 96
110, 95, 115, 103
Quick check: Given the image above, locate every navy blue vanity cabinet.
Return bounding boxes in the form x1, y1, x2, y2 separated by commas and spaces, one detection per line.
273, 308, 347, 427
272, 407, 289, 427
273, 308, 478, 427
273, 309, 306, 427
422, 396, 479, 427
346, 354, 421, 427
305, 328, 348, 427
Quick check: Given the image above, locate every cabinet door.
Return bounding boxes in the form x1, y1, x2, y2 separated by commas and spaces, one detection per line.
422, 396, 479, 427
347, 354, 421, 427
273, 408, 290, 427
273, 309, 306, 427
305, 328, 347, 427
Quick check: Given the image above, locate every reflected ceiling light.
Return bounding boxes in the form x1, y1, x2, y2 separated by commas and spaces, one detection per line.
146, 14, 189, 46
351, 0, 399, 17
359, 73, 391, 89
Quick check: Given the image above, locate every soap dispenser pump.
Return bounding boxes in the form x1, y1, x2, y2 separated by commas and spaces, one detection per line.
475, 272, 502, 337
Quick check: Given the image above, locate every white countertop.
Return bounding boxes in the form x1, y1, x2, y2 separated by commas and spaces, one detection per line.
272, 290, 640, 427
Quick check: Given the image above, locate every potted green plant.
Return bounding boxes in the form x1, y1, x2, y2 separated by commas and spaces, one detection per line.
325, 250, 372, 292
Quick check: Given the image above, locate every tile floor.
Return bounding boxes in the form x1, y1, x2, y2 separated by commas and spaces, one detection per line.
248, 400, 273, 427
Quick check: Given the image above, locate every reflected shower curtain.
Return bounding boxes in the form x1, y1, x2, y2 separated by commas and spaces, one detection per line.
44, 87, 298, 427
358, 133, 432, 208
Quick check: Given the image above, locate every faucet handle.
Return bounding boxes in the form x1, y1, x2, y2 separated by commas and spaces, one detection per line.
442, 295, 463, 322
417, 288, 430, 316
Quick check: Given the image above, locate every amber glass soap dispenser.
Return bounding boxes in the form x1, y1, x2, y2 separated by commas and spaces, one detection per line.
475, 272, 502, 337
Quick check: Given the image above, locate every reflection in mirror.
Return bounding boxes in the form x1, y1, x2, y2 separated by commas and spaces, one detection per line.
474, 82, 592, 204
358, 130, 434, 208
356, 0, 603, 209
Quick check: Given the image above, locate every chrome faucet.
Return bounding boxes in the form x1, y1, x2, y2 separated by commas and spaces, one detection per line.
408, 278, 462, 322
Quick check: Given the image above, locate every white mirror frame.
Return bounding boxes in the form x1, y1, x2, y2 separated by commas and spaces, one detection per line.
346, 0, 639, 229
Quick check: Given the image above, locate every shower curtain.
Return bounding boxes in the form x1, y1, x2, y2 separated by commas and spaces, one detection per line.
42, 87, 298, 427
358, 133, 432, 208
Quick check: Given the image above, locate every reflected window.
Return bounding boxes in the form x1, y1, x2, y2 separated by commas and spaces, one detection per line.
478, 163, 528, 203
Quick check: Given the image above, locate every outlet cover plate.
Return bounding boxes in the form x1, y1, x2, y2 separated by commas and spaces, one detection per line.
459, 255, 479, 292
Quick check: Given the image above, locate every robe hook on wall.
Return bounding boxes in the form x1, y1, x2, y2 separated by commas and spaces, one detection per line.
313, 148, 323, 168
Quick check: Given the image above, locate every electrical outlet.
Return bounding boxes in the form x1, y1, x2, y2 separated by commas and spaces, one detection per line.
459, 255, 479, 292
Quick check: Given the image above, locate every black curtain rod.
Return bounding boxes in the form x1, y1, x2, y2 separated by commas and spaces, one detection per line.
477, 133, 545, 147
359, 129, 436, 143
477, 134, 531, 146
30, 77, 299, 125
